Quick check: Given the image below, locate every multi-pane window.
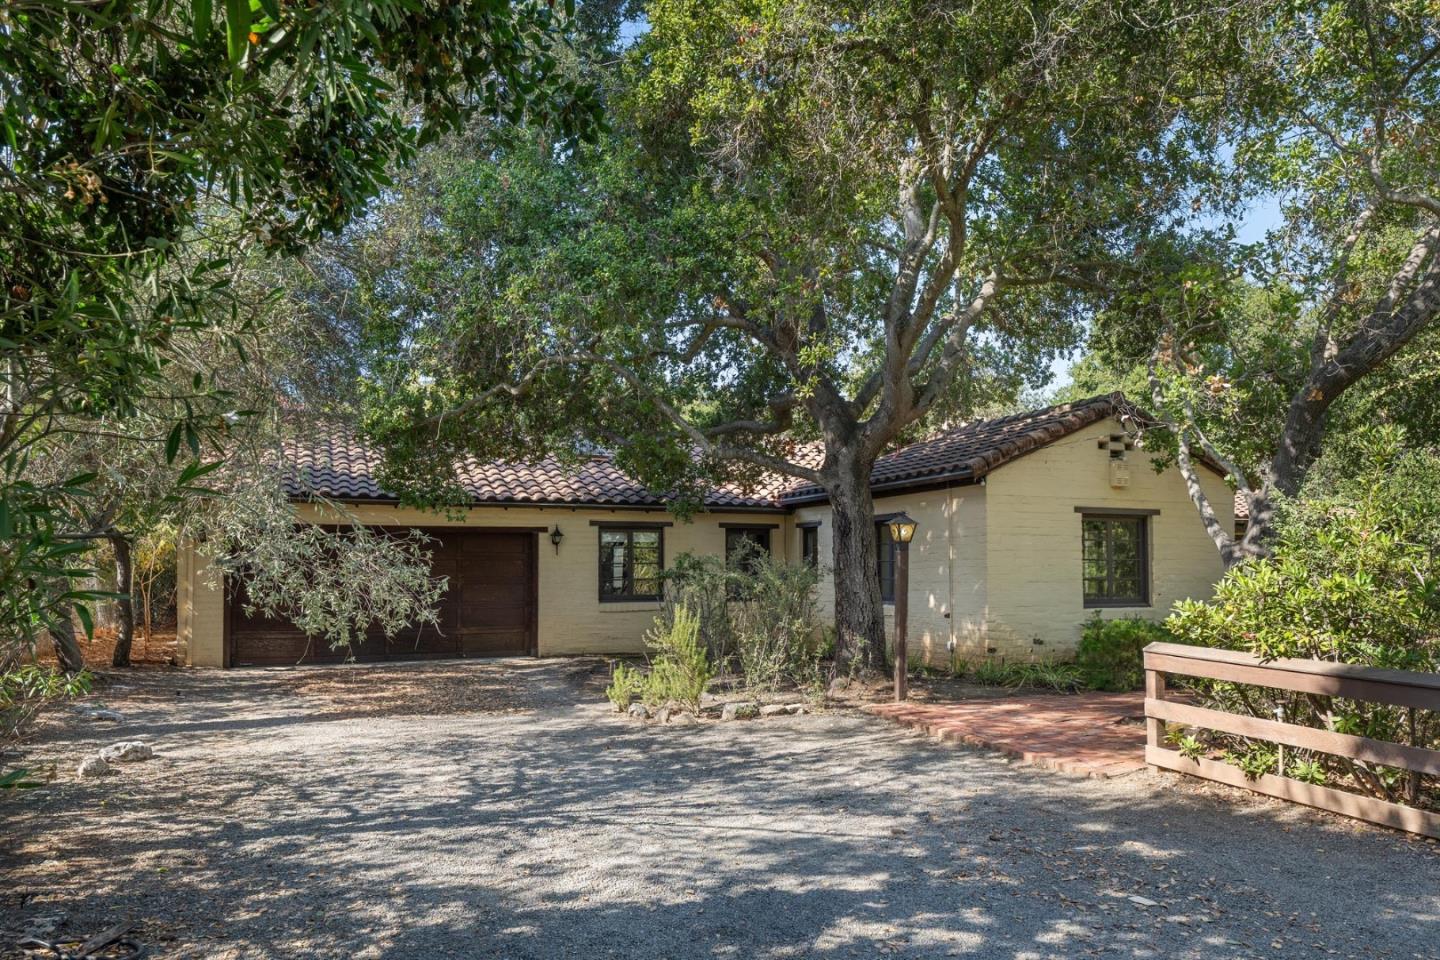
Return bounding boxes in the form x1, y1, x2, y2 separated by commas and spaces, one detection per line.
875, 521, 896, 602
801, 525, 819, 568
725, 527, 772, 573
598, 527, 663, 601
1082, 515, 1149, 606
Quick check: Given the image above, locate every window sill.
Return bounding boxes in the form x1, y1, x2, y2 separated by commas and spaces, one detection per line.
1084, 601, 1152, 610
596, 599, 663, 612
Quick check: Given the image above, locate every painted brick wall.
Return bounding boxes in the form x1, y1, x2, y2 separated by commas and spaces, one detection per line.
981, 417, 1231, 660
181, 503, 791, 666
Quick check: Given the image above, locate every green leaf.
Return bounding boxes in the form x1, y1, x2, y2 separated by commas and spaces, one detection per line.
194, 0, 213, 44
165, 423, 183, 464
225, 0, 250, 69
74, 603, 94, 638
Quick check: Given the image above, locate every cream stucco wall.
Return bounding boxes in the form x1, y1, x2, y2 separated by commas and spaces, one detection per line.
980, 416, 1232, 660
177, 416, 1231, 669
182, 503, 790, 667
780, 416, 1231, 668
789, 486, 986, 670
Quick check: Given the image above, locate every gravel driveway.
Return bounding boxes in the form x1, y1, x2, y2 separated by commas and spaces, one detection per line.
2, 660, 1437, 960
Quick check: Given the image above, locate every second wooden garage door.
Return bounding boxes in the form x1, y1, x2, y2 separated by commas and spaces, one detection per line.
228, 529, 537, 666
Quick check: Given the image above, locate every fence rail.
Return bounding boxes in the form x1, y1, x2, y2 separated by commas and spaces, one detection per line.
1143, 641, 1440, 838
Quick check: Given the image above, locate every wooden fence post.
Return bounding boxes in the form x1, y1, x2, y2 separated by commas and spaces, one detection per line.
1144, 658, 1166, 752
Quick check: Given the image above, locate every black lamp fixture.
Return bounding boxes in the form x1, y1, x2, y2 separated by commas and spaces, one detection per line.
887, 511, 918, 544
549, 525, 564, 554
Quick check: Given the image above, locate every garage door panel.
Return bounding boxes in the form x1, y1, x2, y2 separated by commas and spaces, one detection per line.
229, 529, 535, 666
460, 628, 531, 656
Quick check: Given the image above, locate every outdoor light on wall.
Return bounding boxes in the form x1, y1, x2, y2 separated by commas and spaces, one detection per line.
550, 525, 564, 555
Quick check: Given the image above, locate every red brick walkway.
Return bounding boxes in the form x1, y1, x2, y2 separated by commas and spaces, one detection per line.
864, 693, 1147, 778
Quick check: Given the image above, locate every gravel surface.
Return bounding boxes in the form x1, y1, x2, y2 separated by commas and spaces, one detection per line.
2, 660, 1437, 959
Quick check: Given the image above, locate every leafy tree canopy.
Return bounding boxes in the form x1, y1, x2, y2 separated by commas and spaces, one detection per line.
327, 0, 1227, 664
1079, 0, 1440, 563
0, 0, 601, 658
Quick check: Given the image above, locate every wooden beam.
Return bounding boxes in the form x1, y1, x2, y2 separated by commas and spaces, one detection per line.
1143, 642, 1440, 711
1146, 697, 1440, 777
1147, 746, 1440, 840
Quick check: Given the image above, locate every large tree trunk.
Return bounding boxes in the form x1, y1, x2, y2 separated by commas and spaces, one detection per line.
109, 534, 135, 668
48, 600, 84, 674
828, 464, 886, 673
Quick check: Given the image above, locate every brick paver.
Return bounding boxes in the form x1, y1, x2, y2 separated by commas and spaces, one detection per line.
864, 692, 1147, 778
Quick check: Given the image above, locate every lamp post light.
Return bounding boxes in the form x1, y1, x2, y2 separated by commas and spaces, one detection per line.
887, 511, 918, 702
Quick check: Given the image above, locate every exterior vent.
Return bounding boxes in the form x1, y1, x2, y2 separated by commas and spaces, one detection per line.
1109, 460, 1132, 488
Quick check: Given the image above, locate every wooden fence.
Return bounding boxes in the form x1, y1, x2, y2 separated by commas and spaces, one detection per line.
1143, 641, 1440, 838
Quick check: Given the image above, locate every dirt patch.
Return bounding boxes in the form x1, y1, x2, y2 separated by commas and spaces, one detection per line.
272, 657, 610, 719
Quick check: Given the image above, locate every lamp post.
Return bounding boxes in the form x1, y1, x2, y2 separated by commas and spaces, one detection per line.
888, 512, 918, 702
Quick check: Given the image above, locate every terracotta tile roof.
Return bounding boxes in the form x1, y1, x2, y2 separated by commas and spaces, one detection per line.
283, 394, 1131, 510
282, 426, 782, 510
778, 394, 1128, 503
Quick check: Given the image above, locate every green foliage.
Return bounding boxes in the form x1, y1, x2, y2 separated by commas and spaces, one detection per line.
1168, 433, 1440, 807
968, 659, 1084, 693
662, 547, 823, 693
661, 553, 745, 665
728, 546, 826, 693
605, 605, 716, 713
199, 485, 447, 655
1079, 0, 1440, 554
1075, 616, 1172, 692
642, 604, 713, 712
1, 665, 93, 786
0, 0, 599, 662
605, 661, 647, 711
1171, 732, 1207, 761
1224, 743, 1280, 782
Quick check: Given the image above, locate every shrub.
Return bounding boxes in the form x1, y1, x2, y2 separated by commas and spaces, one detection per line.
662, 553, 744, 666
1075, 615, 1172, 691
664, 546, 823, 693
968, 659, 1083, 692
605, 661, 646, 710
1167, 432, 1440, 809
642, 603, 712, 712
2, 665, 92, 742
728, 546, 824, 693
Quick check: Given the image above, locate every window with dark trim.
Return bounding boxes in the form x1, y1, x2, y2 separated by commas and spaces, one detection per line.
801, 526, 819, 568
876, 521, 896, 602
725, 527, 772, 573
599, 527, 663, 601
1081, 515, 1149, 607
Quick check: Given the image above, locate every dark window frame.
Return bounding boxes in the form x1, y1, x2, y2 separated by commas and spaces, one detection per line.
724, 525, 774, 569
1081, 513, 1151, 608
875, 520, 897, 603
597, 526, 665, 603
800, 525, 820, 568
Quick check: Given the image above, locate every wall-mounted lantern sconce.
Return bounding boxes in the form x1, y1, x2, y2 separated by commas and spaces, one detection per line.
549, 525, 564, 555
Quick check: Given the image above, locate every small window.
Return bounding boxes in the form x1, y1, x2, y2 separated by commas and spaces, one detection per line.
1082, 515, 1149, 607
599, 527, 663, 602
801, 526, 819, 568
725, 527, 772, 573
876, 521, 896, 602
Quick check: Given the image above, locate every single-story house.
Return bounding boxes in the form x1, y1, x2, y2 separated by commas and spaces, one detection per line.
176, 393, 1234, 668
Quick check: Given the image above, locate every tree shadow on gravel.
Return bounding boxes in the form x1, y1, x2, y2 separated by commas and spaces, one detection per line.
3, 665, 1438, 960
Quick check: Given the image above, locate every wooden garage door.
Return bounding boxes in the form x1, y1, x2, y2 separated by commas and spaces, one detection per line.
227, 529, 537, 666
